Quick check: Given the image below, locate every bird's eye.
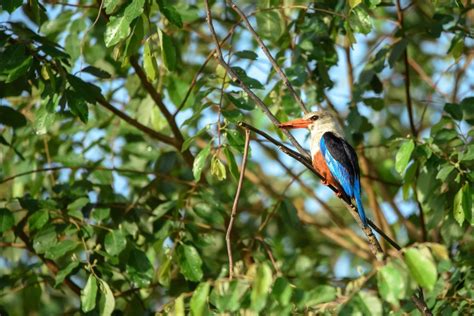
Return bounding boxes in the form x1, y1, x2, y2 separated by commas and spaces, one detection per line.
310, 115, 319, 121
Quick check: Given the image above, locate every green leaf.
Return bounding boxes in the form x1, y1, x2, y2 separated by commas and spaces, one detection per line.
159, 29, 177, 71
436, 164, 455, 182
349, 0, 362, 9
177, 244, 203, 282
55, 261, 80, 287
234, 50, 258, 60
67, 196, 89, 219
98, 279, 115, 316
1, 0, 23, 13
250, 263, 273, 312
45, 239, 78, 259
28, 209, 49, 231
230, 67, 264, 90
226, 93, 255, 110
272, 277, 293, 306
211, 279, 249, 312
6, 56, 32, 83
0, 208, 14, 233
66, 91, 89, 123
104, 0, 144, 47
143, 41, 159, 81
174, 294, 185, 316
126, 248, 154, 287
104, 0, 120, 14
190, 282, 210, 316
0, 106, 27, 128
104, 16, 130, 47
33, 225, 57, 254
256, 11, 284, 41
33, 105, 56, 135
158, 254, 172, 287
81, 66, 111, 79
81, 274, 98, 313
404, 247, 437, 291
454, 184, 472, 226
123, 0, 144, 23
363, 98, 384, 111
224, 147, 239, 181
349, 7, 373, 34
152, 200, 176, 220
104, 230, 127, 256
388, 39, 408, 68
395, 139, 415, 175
67, 74, 103, 104
227, 129, 245, 152
193, 145, 211, 181
157, 0, 183, 28
298, 285, 336, 308
210, 156, 227, 181
182, 127, 208, 152
377, 262, 406, 306
444, 102, 463, 121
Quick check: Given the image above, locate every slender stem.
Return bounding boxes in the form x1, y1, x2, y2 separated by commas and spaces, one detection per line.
14, 216, 81, 295
227, 129, 251, 280
204, 0, 310, 159
228, 0, 308, 113
396, 0, 417, 138
97, 98, 177, 146
129, 57, 195, 166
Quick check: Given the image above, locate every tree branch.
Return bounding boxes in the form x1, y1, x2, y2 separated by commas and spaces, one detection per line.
227, 129, 250, 280
14, 216, 81, 296
96, 98, 177, 146
395, 0, 417, 138
204, 0, 310, 159
129, 57, 195, 166
228, 0, 308, 113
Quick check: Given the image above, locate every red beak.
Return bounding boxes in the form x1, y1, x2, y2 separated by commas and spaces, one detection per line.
278, 118, 311, 129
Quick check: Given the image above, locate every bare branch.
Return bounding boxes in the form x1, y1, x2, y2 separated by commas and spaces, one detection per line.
228, 0, 308, 113
227, 129, 251, 280
129, 57, 195, 166
204, 0, 310, 159
96, 98, 177, 146
395, 0, 418, 138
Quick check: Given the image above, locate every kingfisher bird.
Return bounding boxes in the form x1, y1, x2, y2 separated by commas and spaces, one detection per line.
278, 111, 368, 227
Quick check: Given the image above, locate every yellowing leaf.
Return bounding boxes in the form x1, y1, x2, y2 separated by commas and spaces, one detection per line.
211, 156, 226, 181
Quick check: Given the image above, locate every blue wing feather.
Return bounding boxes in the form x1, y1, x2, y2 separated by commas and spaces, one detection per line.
320, 133, 367, 226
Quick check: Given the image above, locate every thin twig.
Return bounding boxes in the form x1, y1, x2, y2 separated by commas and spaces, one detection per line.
395, 0, 417, 138
204, 0, 309, 158
227, 129, 251, 280
14, 216, 81, 295
129, 57, 195, 166
228, 0, 308, 113
96, 98, 177, 146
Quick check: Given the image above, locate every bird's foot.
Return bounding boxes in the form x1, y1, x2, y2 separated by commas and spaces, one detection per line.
335, 191, 343, 198
320, 179, 328, 185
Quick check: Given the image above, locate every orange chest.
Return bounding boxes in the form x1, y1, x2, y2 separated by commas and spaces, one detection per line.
312, 151, 342, 192
313, 151, 330, 174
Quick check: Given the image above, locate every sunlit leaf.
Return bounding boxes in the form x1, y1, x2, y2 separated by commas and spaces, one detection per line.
81, 274, 98, 313
395, 139, 415, 175
404, 247, 437, 291
177, 244, 203, 282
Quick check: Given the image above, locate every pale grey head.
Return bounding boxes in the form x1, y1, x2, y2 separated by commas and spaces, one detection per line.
279, 110, 343, 158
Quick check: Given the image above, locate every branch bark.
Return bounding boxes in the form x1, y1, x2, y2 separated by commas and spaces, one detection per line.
129, 57, 195, 167
228, 0, 308, 113
227, 129, 251, 280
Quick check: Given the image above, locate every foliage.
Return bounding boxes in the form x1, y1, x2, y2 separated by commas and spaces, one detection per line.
0, 0, 473, 315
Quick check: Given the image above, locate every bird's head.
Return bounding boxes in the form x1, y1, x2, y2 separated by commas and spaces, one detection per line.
278, 110, 338, 132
